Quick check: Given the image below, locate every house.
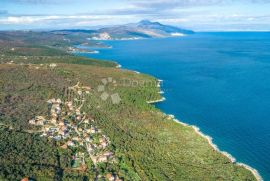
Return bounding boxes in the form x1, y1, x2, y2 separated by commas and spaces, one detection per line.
59, 121, 64, 126
36, 116, 45, 121
61, 144, 68, 149
56, 98, 62, 104
29, 119, 36, 125
97, 155, 107, 162
49, 127, 59, 132
40, 133, 47, 137
66, 101, 74, 111
67, 140, 75, 147
36, 120, 44, 126
86, 129, 93, 134
86, 136, 93, 143
77, 90, 82, 95
75, 109, 81, 115
54, 136, 62, 141
51, 112, 58, 119
103, 151, 114, 157
100, 141, 108, 148
54, 106, 61, 114
51, 118, 57, 124
106, 173, 115, 181
99, 137, 106, 143
49, 63, 57, 68
59, 130, 65, 136
86, 144, 94, 153
79, 141, 84, 146
89, 126, 98, 134
60, 125, 66, 131
72, 137, 80, 141
44, 126, 50, 131
47, 98, 56, 104
115, 176, 123, 181
82, 86, 91, 90
76, 116, 81, 121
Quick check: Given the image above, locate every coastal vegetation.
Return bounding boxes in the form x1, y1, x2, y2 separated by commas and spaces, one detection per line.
0, 31, 257, 180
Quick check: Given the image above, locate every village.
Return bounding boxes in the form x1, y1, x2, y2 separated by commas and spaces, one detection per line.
29, 82, 122, 181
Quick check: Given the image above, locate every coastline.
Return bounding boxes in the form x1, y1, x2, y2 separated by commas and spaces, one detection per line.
146, 80, 263, 181
80, 47, 263, 181
116, 64, 122, 68
171, 118, 263, 181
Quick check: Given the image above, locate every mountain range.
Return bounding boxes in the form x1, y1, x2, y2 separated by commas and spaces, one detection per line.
53, 20, 194, 40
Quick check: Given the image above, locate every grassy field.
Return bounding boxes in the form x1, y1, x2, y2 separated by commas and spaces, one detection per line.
0, 31, 257, 181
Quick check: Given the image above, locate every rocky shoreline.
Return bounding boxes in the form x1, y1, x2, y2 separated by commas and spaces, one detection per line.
147, 79, 263, 181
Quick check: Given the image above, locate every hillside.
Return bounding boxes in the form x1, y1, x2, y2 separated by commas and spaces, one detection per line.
93, 20, 194, 40
53, 20, 194, 40
0, 31, 257, 181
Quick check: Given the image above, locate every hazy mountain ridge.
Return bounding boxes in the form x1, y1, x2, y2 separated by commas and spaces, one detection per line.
93, 20, 194, 40
53, 20, 194, 40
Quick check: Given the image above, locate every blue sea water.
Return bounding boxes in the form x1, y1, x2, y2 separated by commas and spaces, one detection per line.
79, 32, 270, 180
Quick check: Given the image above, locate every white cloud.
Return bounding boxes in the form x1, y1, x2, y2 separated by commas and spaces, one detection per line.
0, 14, 137, 29
0, 15, 101, 24
2, 0, 270, 30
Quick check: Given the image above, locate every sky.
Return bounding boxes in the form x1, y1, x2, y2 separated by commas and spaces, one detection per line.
1, 0, 270, 31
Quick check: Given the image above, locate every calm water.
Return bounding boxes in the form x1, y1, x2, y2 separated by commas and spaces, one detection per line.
79, 32, 270, 180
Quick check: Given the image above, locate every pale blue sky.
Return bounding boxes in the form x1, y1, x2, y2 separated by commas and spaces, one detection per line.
1, 0, 270, 31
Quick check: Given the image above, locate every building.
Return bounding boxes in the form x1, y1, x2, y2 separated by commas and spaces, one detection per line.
97, 155, 107, 162
36, 120, 44, 126
67, 140, 75, 147
106, 173, 115, 181
103, 151, 114, 157
29, 119, 35, 125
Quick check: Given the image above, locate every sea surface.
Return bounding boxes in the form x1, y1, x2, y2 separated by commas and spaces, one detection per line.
78, 32, 270, 180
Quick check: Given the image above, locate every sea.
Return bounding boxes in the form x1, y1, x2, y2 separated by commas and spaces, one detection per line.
78, 32, 270, 180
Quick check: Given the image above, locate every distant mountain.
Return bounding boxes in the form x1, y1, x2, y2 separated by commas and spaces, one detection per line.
52, 20, 194, 40
135, 20, 193, 35
90, 20, 194, 40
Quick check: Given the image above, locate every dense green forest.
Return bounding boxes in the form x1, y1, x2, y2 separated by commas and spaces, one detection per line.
0, 31, 257, 181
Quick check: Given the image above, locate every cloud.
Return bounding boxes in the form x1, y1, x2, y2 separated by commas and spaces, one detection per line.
0, 14, 137, 30
1, 0, 270, 30
128, 0, 270, 12
102, 0, 270, 18
0, 15, 96, 24
130, 0, 266, 7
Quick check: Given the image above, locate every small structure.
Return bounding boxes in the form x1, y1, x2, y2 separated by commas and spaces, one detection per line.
106, 173, 115, 181
49, 63, 57, 68
97, 155, 107, 162
29, 119, 35, 125
67, 140, 75, 147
